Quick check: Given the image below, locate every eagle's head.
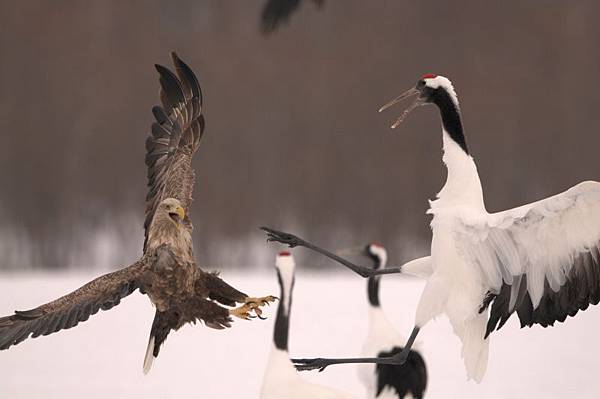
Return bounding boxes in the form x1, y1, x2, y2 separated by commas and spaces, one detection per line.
158, 198, 186, 225
146, 198, 192, 258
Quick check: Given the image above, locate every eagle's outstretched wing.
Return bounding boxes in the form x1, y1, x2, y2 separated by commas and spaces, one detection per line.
0, 261, 147, 350
144, 52, 205, 251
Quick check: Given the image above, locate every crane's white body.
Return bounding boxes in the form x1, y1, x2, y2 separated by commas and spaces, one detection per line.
358, 306, 410, 398
262, 348, 353, 399
416, 129, 490, 382
357, 244, 425, 398
407, 76, 600, 382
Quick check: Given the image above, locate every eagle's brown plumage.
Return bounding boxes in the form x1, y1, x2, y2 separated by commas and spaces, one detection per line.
0, 53, 275, 372
143, 52, 205, 253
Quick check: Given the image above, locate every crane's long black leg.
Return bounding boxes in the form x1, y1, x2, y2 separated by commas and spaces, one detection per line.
292, 326, 421, 372
260, 227, 402, 278
397, 325, 420, 361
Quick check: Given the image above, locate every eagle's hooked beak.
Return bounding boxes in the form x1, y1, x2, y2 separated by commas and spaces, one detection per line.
378, 87, 424, 129
176, 205, 185, 221
169, 205, 186, 224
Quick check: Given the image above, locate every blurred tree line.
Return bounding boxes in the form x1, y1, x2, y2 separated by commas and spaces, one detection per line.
0, 1, 599, 270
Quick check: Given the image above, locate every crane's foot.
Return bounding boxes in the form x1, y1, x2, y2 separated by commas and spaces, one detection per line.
293, 358, 333, 372
292, 351, 411, 372
261, 227, 304, 248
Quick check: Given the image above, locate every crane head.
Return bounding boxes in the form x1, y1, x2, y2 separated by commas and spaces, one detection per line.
379, 74, 457, 129
366, 242, 387, 269
337, 242, 388, 270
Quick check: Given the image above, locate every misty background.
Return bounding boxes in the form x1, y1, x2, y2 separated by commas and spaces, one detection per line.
1, 1, 600, 271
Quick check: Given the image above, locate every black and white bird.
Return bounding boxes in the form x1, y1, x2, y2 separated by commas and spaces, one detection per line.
262, 73, 600, 382
260, 251, 355, 399
357, 243, 427, 399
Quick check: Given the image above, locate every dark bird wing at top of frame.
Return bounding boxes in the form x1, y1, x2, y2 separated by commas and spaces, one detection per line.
261, 0, 325, 34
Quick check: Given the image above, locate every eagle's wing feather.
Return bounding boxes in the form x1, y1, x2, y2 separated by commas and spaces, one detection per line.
144, 52, 205, 251
202, 271, 248, 307
0, 261, 147, 350
457, 181, 600, 336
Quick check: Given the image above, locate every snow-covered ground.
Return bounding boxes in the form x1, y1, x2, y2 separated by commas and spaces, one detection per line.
1, 270, 599, 398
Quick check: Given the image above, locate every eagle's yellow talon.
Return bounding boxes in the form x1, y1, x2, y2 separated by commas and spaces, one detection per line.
238, 295, 276, 320
229, 304, 254, 320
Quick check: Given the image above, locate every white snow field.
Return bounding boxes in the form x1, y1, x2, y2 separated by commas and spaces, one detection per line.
1, 270, 599, 398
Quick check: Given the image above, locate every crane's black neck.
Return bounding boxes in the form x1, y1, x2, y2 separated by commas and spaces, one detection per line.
431, 87, 468, 154
273, 270, 294, 351
367, 253, 381, 307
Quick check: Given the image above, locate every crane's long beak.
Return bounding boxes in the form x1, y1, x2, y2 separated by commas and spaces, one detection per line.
378, 87, 424, 129
378, 87, 419, 113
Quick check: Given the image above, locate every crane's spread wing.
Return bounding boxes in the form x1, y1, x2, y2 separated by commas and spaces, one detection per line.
144, 52, 205, 251
261, 0, 324, 34
457, 181, 600, 337
0, 261, 146, 350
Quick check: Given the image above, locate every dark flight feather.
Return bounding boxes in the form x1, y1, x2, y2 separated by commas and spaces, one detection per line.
485, 246, 600, 337
376, 346, 427, 399
203, 272, 248, 307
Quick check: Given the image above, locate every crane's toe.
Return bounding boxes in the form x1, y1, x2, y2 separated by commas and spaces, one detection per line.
260, 227, 302, 248
293, 358, 330, 372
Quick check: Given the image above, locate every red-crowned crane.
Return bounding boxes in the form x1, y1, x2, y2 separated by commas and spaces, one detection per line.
357, 243, 427, 398
262, 74, 600, 382
260, 251, 356, 399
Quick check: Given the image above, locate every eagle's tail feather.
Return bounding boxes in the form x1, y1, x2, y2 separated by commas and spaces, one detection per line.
143, 336, 156, 374
143, 311, 172, 375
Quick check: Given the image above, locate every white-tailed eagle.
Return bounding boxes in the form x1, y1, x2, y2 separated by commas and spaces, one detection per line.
0, 53, 276, 373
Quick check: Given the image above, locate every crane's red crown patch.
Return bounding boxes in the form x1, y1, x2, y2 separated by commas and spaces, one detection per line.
278, 251, 291, 257
421, 73, 437, 80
